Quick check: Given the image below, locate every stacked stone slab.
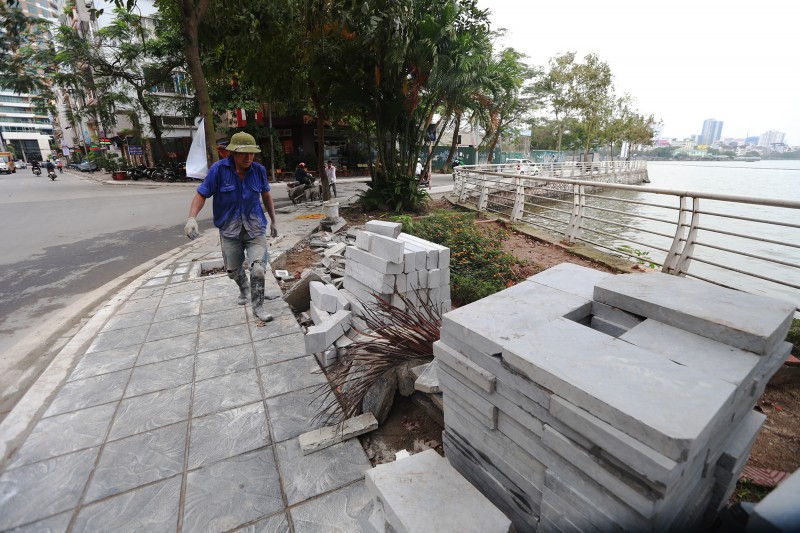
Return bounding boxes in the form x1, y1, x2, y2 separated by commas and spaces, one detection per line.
343, 220, 451, 315
436, 263, 794, 532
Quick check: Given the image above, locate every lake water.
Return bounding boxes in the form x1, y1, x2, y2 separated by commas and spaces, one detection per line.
529, 160, 800, 308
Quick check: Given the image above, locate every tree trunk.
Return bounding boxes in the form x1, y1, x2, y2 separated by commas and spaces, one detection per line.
309, 82, 329, 201
487, 117, 503, 164
136, 88, 168, 164
177, 0, 215, 166
443, 110, 461, 171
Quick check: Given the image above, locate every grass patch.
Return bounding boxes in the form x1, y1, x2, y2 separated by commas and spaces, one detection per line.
407, 211, 529, 305
732, 479, 773, 504
787, 318, 800, 356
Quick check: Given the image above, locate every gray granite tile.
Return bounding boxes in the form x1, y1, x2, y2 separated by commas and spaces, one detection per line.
0, 448, 98, 530
85, 422, 187, 503
109, 383, 192, 441
86, 324, 150, 354
146, 315, 199, 342
203, 279, 236, 299
160, 289, 203, 308
290, 481, 373, 533
200, 307, 248, 332
153, 300, 201, 322
129, 287, 164, 301
235, 513, 290, 533
7, 404, 116, 468
183, 449, 283, 533
68, 345, 140, 382
259, 299, 295, 319
125, 355, 194, 398
101, 308, 157, 333
5, 511, 72, 532
249, 315, 302, 341
265, 386, 329, 443
118, 295, 161, 314
137, 333, 197, 365
201, 296, 241, 314
195, 343, 255, 381
254, 332, 307, 367
45, 369, 130, 417
260, 356, 326, 399
189, 402, 271, 469
164, 280, 203, 295
73, 475, 181, 532
275, 438, 369, 506
143, 277, 168, 287
198, 324, 251, 353
193, 370, 262, 418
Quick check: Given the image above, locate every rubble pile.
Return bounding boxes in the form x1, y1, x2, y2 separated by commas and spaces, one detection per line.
435, 263, 794, 532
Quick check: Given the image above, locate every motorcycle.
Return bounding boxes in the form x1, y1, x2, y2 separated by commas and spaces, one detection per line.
451, 159, 461, 181
48, 169, 57, 180
417, 169, 431, 189
32, 166, 41, 176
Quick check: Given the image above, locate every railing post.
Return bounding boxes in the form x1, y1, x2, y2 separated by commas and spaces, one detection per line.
511, 175, 524, 222
662, 196, 688, 274
564, 184, 586, 243
477, 176, 489, 211
676, 197, 701, 275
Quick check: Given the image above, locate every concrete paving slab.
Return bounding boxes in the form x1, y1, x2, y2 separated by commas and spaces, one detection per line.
67, 345, 140, 382
183, 448, 284, 533
433, 341, 495, 393
44, 368, 130, 417
249, 314, 303, 342
126, 355, 194, 398
146, 315, 199, 342
192, 369, 262, 418
85, 421, 186, 503
86, 323, 150, 354
299, 413, 378, 454
526, 262, 614, 300
195, 343, 256, 381
291, 480, 373, 533
199, 307, 248, 331
73, 476, 181, 532
197, 324, 250, 353
109, 383, 192, 441
235, 512, 290, 533
138, 333, 197, 365
101, 308, 157, 332
7, 403, 116, 469
260, 355, 327, 398
276, 438, 370, 506
188, 402, 271, 470
254, 332, 308, 367
594, 272, 796, 355
0, 447, 98, 530
265, 386, 329, 443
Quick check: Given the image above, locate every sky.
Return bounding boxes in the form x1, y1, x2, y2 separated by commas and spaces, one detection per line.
478, 0, 800, 144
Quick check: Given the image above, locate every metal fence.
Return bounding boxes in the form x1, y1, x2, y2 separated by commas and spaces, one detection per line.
453, 164, 800, 311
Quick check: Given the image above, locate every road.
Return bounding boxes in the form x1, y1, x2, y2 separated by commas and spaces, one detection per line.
0, 167, 452, 419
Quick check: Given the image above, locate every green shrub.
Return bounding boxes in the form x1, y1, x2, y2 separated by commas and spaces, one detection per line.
410, 211, 524, 305
787, 318, 800, 355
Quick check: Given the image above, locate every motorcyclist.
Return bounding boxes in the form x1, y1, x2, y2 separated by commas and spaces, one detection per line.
31, 160, 41, 173
46, 160, 56, 175
291, 162, 313, 187
56, 159, 63, 173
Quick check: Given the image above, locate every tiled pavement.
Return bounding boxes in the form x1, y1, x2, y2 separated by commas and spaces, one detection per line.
0, 204, 376, 532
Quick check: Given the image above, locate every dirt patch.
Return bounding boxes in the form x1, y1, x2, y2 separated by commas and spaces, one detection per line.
749, 369, 800, 473
282, 244, 321, 279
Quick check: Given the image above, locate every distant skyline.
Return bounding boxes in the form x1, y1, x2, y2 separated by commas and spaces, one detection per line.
478, 0, 799, 145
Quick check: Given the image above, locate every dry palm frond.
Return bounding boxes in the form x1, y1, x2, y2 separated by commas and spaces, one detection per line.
313, 288, 443, 427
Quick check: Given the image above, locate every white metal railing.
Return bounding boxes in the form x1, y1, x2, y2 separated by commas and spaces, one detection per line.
467, 159, 648, 179
453, 164, 800, 311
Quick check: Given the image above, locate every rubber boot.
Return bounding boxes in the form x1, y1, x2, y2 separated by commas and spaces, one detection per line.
232, 269, 250, 306
250, 261, 273, 322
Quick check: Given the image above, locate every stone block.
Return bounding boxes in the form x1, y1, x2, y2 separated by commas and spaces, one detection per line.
396, 361, 425, 397
345, 262, 396, 294
283, 271, 323, 312
355, 230, 374, 251
369, 234, 406, 264
310, 302, 331, 325
319, 285, 343, 314
498, 317, 737, 463
347, 246, 404, 274
298, 413, 379, 454
526, 262, 614, 300
365, 449, 513, 533
593, 272, 796, 355
309, 281, 326, 305
620, 319, 764, 386
591, 301, 644, 330
717, 409, 766, 473
590, 316, 628, 338
543, 470, 630, 532
338, 288, 366, 317
362, 370, 397, 424
439, 370, 497, 429
305, 310, 352, 353
323, 242, 347, 258
433, 341, 496, 393
398, 237, 438, 270
414, 360, 440, 394
428, 269, 442, 289
548, 395, 679, 489
746, 469, 800, 533
365, 220, 403, 238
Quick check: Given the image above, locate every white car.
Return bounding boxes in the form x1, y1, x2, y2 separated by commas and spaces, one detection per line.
0, 160, 9, 174
505, 158, 540, 176
15, 160, 27, 169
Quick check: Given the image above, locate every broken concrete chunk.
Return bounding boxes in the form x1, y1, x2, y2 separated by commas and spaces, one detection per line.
283, 271, 324, 312
363, 370, 397, 424
298, 413, 379, 455
415, 360, 441, 394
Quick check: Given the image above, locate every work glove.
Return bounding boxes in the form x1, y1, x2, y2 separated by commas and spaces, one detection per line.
270, 224, 278, 238
185, 217, 199, 240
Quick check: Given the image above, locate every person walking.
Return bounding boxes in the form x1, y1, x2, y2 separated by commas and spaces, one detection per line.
325, 160, 337, 198
184, 132, 278, 322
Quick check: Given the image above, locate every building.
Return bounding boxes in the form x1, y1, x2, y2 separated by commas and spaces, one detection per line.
699, 118, 723, 146
0, 1, 60, 161
758, 131, 785, 148
745, 136, 760, 146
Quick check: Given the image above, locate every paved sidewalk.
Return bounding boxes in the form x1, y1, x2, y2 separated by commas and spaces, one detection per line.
0, 202, 374, 532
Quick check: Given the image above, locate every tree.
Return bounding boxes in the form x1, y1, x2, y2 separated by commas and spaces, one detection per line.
571, 53, 613, 153
51, 9, 186, 163
532, 52, 579, 153
0, 2, 52, 96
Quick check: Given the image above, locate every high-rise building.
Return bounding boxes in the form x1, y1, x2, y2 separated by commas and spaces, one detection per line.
699, 118, 724, 146
758, 131, 785, 148
745, 136, 760, 146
